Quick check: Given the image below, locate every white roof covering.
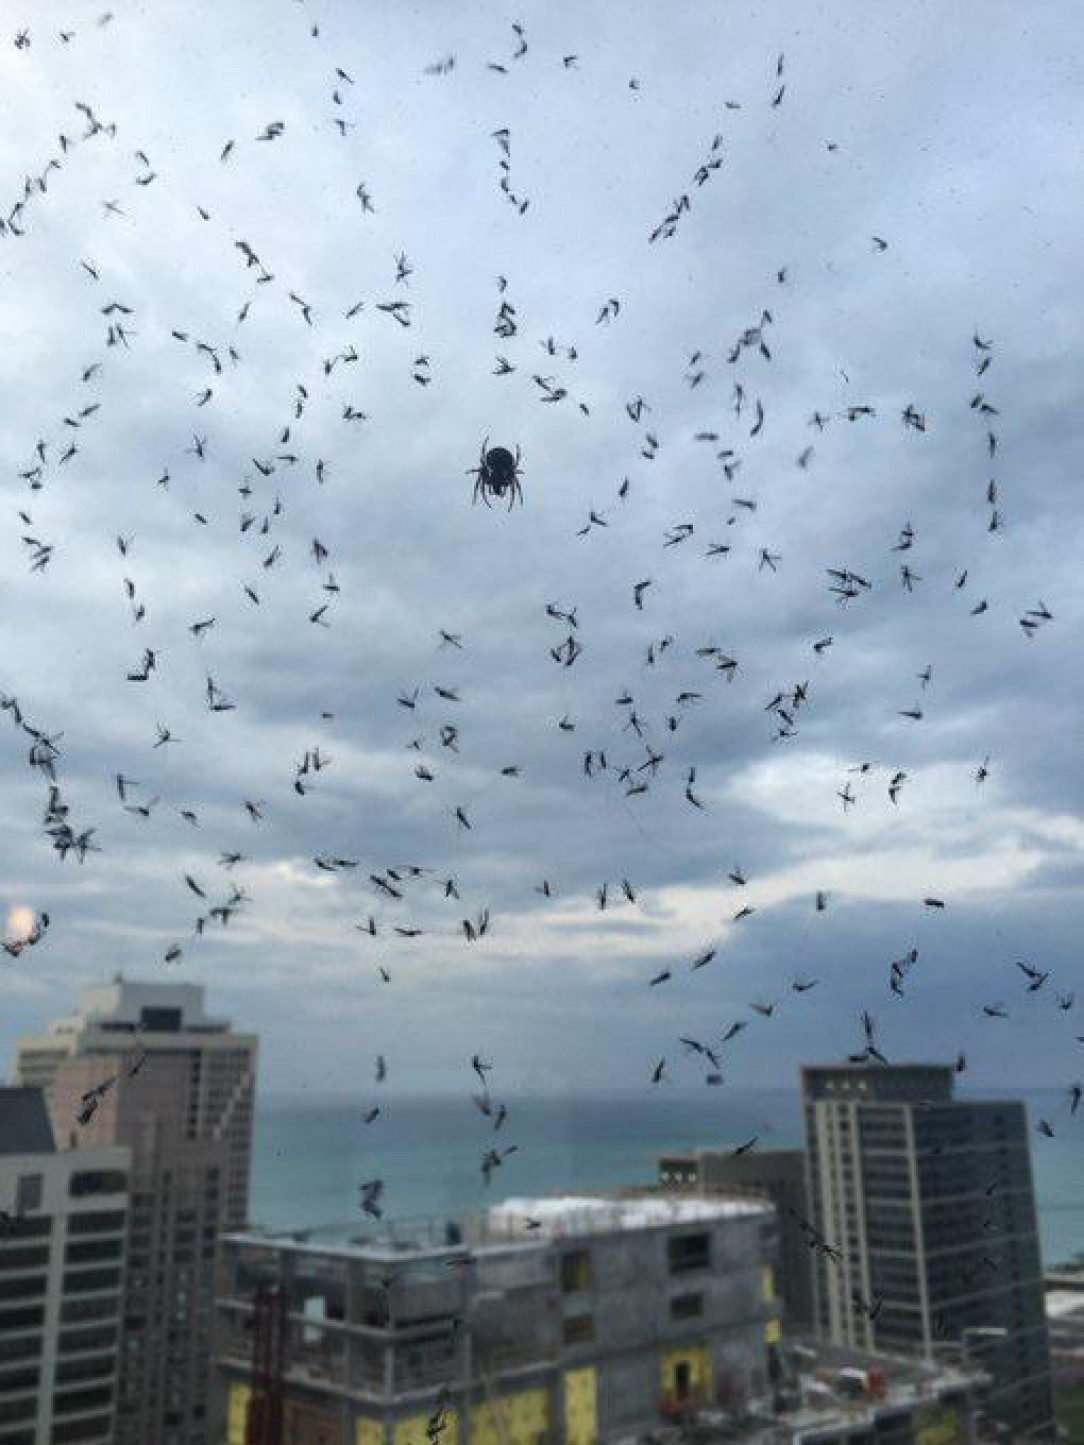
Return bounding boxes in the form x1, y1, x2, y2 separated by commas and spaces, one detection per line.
487, 1193, 768, 1237
1046, 1290, 1084, 1321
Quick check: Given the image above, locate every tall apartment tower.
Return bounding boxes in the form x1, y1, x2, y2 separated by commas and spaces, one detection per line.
13, 979, 257, 1445
802, 1061, 1054, 1439
0, 1086, 130, 1445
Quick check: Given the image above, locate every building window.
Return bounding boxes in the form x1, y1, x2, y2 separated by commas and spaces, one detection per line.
0, 1337, 41, 1365
0, 1305, 45, 1334
58, 1325, 119, 1357
0, 1217, 51, 1242
54, 1354, 115, 1386
62, 1267, 122, 1294
560, 1250, 591, 1293
670, 1292, 705, 1320
69, 1172, 127, 1199
0, 1368, 40, 1396
67, 1211, 126, 1237
15, 1176, 42, 1215
65, 1238, 124, 1266
0, 1246, 50, 1272
668, 1233, 711, 1274
140, 1006, 182, 1031
50, 1417, 114, 1444
60, 1297, 120, 1325
0, 1275, 46, 1300
51, 1384, 113, 1417
562, 1314, 594, 1344
0, 1397, 37, 1425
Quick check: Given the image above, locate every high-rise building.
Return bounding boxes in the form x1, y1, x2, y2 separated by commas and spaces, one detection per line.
802, 1061, 1054, 1439
13, 979, 257, 1445
657, 1147, 813, 1326
213, 1192, 779, 1444
0, 1086, 130, 1445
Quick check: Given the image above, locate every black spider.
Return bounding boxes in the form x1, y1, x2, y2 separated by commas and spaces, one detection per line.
468, 437, 524, 508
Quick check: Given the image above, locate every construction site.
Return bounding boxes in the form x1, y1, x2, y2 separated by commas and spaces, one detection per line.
213, 1192, 779, 1445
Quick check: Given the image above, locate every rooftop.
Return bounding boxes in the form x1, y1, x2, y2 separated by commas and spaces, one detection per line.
802, 1062, 955, 1105
486, 1193, 768, 1237
1046, 1290, 1084, 1321
36, 979, 235, 1038
735, 1337, 986, 1442
0, 1087, 56, 1155
227, 1191, 770, 1264
658, 1146, 804, 1166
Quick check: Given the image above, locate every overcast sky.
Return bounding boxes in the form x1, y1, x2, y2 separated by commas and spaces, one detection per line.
0, 0, 1081, 1102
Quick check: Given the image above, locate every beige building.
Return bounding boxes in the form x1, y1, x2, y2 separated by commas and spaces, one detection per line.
13, 979, 257, 1445
0, 1086, 130, 1445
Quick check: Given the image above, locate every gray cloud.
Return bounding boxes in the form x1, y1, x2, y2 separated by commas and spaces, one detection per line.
1, 0, 1082, 1101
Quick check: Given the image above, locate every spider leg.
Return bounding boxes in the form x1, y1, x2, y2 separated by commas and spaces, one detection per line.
481, 483, 493, 508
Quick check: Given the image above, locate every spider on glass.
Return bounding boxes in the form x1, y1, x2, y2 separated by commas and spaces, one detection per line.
468, 438, 524, 508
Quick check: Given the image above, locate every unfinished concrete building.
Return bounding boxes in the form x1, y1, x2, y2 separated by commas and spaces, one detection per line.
213, 1193, 778, 1444
657, 1146, 813, 1328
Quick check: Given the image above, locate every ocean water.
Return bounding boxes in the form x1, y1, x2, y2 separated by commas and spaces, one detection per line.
250, 1088, 1084, 1268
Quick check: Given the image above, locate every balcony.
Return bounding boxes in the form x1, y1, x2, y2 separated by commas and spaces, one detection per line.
392, 1341, 461, 1391
386, 1277, 466, 1325
475, 1339, 558, 1378
285, 1348, 344, 1393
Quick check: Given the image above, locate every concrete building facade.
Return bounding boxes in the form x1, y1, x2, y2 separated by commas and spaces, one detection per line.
657, 1146, 813, 1327
0, 1087, 130, 1445
802, 1063, 1054, 1440
213, 1193, 779, 1444
13, 980, 257, 1445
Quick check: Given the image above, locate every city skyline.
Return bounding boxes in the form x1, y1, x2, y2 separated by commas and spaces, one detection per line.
1, 988, 1068, 1439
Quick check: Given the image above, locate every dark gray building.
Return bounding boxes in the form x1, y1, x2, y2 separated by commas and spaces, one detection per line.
0, 1086, 130, 1445
802, 1062, 1054, 1440
657, 1147, 813, 1327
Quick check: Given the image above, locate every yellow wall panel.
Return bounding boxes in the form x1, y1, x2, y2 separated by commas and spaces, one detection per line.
285, 1399, 339, 1445
357, 1418, 387, 1445
661, 1342, 713, 1398
227, 1382, 252, 1445
916, 1403, 964, 1445
470, 1403, 497, 1445
564, 1367, 597, 1445
391, 1411, 458, 1445
471, 1386, 549, 1445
